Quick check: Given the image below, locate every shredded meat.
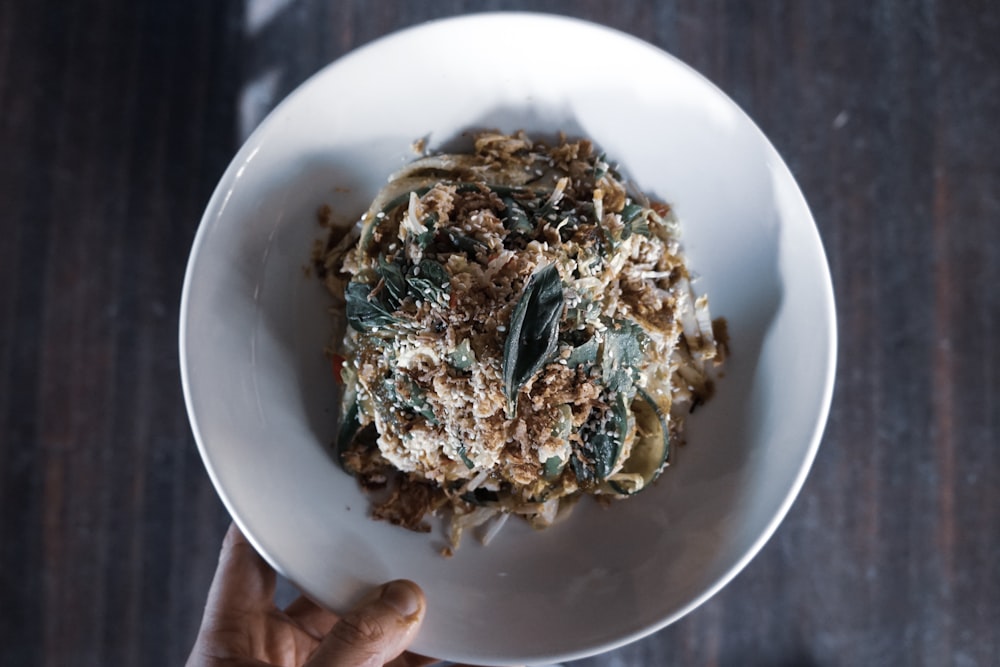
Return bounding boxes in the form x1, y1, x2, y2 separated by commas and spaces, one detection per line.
370, 476, 445, 533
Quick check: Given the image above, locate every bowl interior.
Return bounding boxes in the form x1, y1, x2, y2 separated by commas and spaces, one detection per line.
180, 13, 835, 665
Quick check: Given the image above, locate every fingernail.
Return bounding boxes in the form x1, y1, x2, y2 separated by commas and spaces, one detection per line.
380, 580, 421, 617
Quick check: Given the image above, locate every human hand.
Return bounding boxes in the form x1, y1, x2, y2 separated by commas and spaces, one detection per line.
186, 523, 435, 667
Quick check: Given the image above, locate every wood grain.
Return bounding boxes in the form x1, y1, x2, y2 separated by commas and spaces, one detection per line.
0, 1, 996, 665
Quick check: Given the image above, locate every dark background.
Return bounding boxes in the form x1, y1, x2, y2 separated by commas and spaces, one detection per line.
1, 1, 997, 666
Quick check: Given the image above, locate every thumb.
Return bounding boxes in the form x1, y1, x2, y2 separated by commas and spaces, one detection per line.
305, 580, 426, 667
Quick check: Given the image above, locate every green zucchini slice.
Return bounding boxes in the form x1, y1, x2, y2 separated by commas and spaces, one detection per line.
606, 390, 669, 495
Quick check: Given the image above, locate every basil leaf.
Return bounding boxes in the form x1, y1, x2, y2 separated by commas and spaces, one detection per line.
345, 281, 400, 331
501, 196, 534, 233
448, 339, 476, 370
603, 393, 631, 478
408, 258, 450, 305
445, 228, 487, 257
502, 264, 564, 411
601, 319, 646, 393
565, 337, 599, 368
487, 185, 533, 197
385, 373, 437, 425
570, 451, 593, 483
414, 212, 438, 248
577, 393, 629, 481
620, 204, 650, 240
399, 377, 438, 425
589, 431, 619, 480
620, 203, 643, 224
377, 255, 407, 310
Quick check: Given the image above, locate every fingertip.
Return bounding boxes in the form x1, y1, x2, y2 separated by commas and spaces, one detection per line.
220, 522, 263, 568
222, 521, 247, 549
379, 580, 424, 620
306, 580, 427, 666
211, 522, 276, 609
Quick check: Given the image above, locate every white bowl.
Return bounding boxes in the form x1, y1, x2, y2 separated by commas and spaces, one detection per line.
180, 13, 836, 666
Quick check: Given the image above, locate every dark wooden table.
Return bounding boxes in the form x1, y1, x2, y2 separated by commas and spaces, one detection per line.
1, 2, 997, 665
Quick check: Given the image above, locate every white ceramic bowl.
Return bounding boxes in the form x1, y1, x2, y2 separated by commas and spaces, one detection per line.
180, 13, 836, 666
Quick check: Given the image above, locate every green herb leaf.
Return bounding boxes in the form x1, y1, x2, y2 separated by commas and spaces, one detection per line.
398, 377, 438, 425
589, 431, 619, 480
579, 393, 630, 481
570, 452, 592, 483
448, 339, 476, 370
415, 212, 438, 248
601, 319, 646, 393
620, 203, 643, 223
445, 228, 487, 257
565, 337, 599, 368
502, 264, 565, 412
592, 152, 608, 180
620, 203, 650, 240
457, 444, 475, 469
345, 281, 400, 331
501, 196, 534, 233
377, 255, 407, 310
609, 392, 631, 476
408, 258, 450, 305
